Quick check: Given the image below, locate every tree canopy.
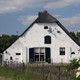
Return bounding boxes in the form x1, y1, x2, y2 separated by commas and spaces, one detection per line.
76, 32, 80, 38
70, 32, 80, 43
70, 32, 78, 40
0, 34, 18, 53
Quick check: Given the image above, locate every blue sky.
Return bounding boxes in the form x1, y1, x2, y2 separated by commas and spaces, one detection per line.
0, 0, 80, 35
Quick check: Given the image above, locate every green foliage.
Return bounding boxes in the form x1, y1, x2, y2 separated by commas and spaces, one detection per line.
0, 66, 30, 80
0, 65, 42, 80
0, 34, 18, 53
76, 32, 80, 38
67, 58, 80, 71
74, 76, 80, 80
70, 32, 77, 40
67, 58, 80, 80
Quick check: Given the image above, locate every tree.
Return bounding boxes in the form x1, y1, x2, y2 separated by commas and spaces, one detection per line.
76, 32, 80, 38
67, 58, 80, 80
70, 32, 78, 41
0, 34, 18, 53
76, 32, 80, 43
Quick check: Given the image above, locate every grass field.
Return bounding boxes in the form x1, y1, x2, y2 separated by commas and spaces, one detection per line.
0, 64, 44, 80
0, 63, 75, 80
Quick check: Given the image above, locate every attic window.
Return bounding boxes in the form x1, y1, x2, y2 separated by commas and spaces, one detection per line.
16, 53, 21, 55
44, 26, 48, 29
57, 31, 61, 33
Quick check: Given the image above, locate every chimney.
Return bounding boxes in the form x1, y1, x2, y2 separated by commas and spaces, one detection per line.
43, 10, 48, 14
38, 10, 48, 17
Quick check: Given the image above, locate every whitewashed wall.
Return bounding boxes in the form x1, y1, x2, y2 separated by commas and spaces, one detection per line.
3, 23, 80, 64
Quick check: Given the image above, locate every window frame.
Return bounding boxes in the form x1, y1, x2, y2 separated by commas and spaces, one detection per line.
16, 53, 21, 55
34, 48, 45, 62
44, 35, 51, 44
71, 52, 75, 54
60, 47, 65, 55
10, 56, 12, 60
44, 26, 48, 29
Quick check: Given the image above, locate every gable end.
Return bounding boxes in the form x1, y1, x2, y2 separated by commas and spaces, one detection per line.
56, 21, 80, 47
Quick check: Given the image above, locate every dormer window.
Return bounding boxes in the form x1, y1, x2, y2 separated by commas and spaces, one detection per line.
44, 26, 48, 29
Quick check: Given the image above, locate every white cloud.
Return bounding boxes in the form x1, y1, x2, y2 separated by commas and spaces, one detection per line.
44, 0, 80, 9
0, 0, 80, 13
19, 15, 38, 26
58, 14, 80, 27
19, 13, 80, 28
0, 0, 25, 13
0, 0, 48, 13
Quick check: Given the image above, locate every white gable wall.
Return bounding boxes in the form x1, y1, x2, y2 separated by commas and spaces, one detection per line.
3, 23, 80, 64
3, 39, 22, 63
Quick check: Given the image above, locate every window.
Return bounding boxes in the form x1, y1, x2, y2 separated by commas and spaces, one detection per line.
44, 36, 51, 44
16, 53, 21, 55
71, 52, 75, 54
34, 48, 39, 55
44, 26, 48, 29
10, 57, 12, 60
34, 48, 45, 62
29, 47, 51, 63
57, 31, 61, 33
60, 47, 65, 55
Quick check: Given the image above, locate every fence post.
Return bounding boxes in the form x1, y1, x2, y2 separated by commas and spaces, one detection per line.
42, 63, 44, 80
22, 62, 25, 72
58, 66, 60, 80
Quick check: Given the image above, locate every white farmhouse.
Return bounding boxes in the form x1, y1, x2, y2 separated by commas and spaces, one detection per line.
2, 11, 80, 64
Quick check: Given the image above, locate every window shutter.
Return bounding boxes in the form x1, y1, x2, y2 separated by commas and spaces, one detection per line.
29, 48, 34, 63
45, 48, 51, 63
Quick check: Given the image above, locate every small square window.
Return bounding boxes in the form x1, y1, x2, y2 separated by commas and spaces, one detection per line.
16, 53, 21, 55
44, 26, 48, 29
10, 57, 12, 60
60, 47, 65, 55
57, 31, 61, 33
